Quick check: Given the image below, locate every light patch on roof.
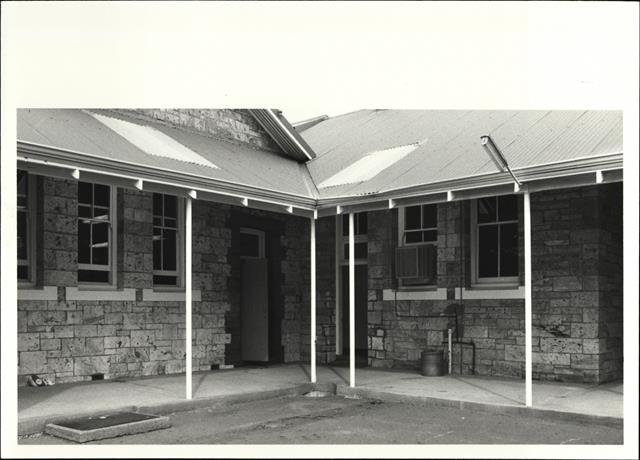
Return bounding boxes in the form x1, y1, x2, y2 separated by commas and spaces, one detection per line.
318, 142, 422, 188
88, 111, 219, 169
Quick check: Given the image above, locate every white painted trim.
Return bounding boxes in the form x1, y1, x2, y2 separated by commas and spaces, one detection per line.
310, 218, 317, 383
455, 286, 525, 300
142, 289, 202, 302
382, 288, 447, 301
18, 286, 58, 301
524, 190, 533, 407
349, 212, 356, 388
185, 196, 193, 400
65, 287, 135, 301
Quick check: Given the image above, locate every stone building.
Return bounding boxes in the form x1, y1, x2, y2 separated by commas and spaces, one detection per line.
16, 109, 623, 392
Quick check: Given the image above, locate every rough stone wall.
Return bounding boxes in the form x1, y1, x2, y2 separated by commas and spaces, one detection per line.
17, 177, 314, 385
365, 184, 623, 383
298, 217, 336, 364
597, 183, 623, 381
119, 109, 281, 153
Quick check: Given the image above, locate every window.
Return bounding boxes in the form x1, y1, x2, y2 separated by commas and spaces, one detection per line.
472, 195, 520, 285
339, 213, 367, 263
239, 228, 265, 259
398, 204, 438, 286
17, 170, 36, 284
78, 182, 116, 284
153, 193, 183, 286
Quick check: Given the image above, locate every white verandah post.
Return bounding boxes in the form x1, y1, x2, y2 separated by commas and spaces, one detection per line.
310, 217, 317, 383
185, 196, 193, 400
524, 189, 532, 407
349, 212, 355, 387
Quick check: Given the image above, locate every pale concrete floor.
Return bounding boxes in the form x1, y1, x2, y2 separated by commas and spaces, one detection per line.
18, 364, 623, 426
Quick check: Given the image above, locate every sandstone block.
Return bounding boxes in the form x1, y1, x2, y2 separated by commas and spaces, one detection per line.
19, 351, 47, 374
18, 333, 40, 351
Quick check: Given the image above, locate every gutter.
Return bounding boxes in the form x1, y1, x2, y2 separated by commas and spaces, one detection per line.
17, 141, 318, 209
315, 152, 623, 208
17, 141, 623, 217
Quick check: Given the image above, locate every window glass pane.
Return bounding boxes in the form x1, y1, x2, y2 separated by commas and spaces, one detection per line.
163, 229, 177, 270
422, 230, 437, 242
78, 270, 109, 283
357, 213, 368, 235
153, 227, 162, 270
164, 195, 177, 219
354, 242, 368, 259
478, 197, 496, 224
405, 206, 421, 230
405, 230, 422, 244
78, 182, 93, 205
478, 225, 499, 277
17, 171, 28, 207
164, 218, 177, 229
153, 216, 162, 226
78, 205, 91, 218
153, 193, 163, 217
91, 222, 109, 265
499, 223, 519, 276
94, 184, 110, 207
78, 222, 91, 264
17, 211, 28, 260
422, 204, 437, 229
154, 275, 178, 286
93, 206, 109, 220
498, 195, 518, 221
18, 265, 29, 280
342, 214, 349, 236
239, 232, 260, 258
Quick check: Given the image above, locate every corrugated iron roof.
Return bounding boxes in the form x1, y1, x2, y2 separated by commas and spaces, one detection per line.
17, 109, 316, 199
300, 110, 623, 198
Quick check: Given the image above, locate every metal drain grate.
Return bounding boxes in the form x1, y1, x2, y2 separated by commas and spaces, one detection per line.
55, 412, 158, 431
46, 412, 170, 443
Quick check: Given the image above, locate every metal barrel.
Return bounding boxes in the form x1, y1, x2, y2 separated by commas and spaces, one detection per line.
421, 350, 444, 376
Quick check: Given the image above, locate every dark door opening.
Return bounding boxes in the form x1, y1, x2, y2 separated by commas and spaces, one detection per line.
340, 264, 368, 366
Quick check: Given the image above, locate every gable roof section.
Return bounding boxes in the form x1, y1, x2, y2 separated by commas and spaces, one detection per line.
249, 109, 316, 162
300, 110, 623, 199
17, 109, 317, 203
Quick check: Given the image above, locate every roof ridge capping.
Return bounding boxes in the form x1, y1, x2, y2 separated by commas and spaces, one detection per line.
249, 109, 317, 162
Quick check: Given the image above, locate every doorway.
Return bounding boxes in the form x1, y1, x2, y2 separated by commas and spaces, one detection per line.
335, 213, 369, 367
341, 265, 369, 361
239, 228, 269, 362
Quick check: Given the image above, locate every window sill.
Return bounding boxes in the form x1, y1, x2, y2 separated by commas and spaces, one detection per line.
383, 287, 447, 301
455, 286, 525, 300
142, 289, 202, 302
66, 286, 136, 301
18, 286, 58, 301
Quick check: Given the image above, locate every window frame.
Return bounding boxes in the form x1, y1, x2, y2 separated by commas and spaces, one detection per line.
239, 227, 265, 260
338, 213, 368, 266
470, 196, 520, 287
397, 204, 438, 288
152, 193, 185, 288
77, 182, 118, 287
17, 170, 37, 287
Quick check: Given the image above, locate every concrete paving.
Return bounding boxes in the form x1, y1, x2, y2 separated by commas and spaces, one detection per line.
17, 364, 623, 435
